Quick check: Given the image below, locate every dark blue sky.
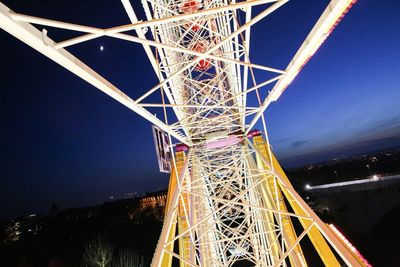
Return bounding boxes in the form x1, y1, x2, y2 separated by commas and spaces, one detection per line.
265, 0, 400, 166
0, 0, 399, 219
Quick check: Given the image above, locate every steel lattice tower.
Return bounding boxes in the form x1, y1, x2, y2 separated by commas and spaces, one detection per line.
0, 0, 370, 266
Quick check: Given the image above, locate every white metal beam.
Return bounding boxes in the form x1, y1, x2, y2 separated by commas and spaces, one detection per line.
246, 0, 357, 134
120, 0, 192, 139
8, 11, 284, 75
10, 0, 279, 47
0, 2, 189, 145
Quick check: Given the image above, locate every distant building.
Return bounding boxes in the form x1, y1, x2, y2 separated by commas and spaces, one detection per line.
140, 190, 168, 210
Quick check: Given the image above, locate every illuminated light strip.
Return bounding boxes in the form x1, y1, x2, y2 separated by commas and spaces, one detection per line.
268, 0, 357, 102
245, 0, 357, 135
297, 0, 358, 72
328, 224, 373, 267
306, 174, 400, 190
205, 136, 242, 149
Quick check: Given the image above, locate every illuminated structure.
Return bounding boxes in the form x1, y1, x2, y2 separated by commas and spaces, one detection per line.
140, 191, 168, 209
0, 0, 368, 266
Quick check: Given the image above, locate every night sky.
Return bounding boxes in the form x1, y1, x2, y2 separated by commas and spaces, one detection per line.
1, 0, 399, 219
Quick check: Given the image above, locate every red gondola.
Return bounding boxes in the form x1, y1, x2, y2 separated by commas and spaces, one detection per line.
191, 41, 212, 71
179, 0, 202, 14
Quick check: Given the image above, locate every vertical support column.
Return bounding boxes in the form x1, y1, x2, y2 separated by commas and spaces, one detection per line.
254, 136, 364, 267
253, 135, 308, 266
156, 151, 187, 267
178, 153, 192, 266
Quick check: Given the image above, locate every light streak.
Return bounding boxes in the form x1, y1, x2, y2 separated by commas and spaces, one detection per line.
304, 174, 400, 191
269, 0, 358, 102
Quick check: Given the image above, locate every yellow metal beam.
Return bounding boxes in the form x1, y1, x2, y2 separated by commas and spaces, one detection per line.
254, 136, 308, 266
161, 151, 186, 267
177, 153, 192, 266
253, 135, 341, 267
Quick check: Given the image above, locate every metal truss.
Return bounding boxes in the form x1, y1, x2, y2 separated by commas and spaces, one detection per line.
156, 135, 367, 266
0, 0, 366, 266
158, 142, 308, 266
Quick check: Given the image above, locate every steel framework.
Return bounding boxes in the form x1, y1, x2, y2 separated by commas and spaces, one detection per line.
0, 0, 368, 266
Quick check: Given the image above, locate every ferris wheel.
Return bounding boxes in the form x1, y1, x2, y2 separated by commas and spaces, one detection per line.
0, 0, 370, 266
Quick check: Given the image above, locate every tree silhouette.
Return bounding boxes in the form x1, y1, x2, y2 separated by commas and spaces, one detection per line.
113, 248, 145, 267
82, 236, 113, 267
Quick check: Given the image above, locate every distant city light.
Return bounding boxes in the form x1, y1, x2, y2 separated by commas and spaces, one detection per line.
100, 45, 104, 51
305, 184, 311, 190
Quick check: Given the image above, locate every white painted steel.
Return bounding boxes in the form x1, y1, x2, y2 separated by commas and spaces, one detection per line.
0, 0, 362, 266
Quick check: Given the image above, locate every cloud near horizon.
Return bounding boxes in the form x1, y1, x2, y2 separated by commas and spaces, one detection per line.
275, 116, 400, 167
